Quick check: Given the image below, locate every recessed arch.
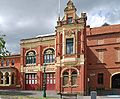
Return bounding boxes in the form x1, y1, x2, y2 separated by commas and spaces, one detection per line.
111, 72, 120, 89
110, 72, 120, 88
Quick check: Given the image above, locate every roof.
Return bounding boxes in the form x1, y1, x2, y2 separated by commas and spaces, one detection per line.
21, 33, 55, 41
36, 33, 55, 38
88, 24, 120, 36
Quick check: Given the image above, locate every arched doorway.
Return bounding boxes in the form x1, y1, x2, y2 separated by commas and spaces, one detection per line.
112, 73, 120, 88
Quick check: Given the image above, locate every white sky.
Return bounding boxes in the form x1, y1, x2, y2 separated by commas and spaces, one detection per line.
0, 0, 120, 54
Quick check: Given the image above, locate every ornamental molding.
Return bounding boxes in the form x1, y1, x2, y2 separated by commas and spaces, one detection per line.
65, 30, 75, 37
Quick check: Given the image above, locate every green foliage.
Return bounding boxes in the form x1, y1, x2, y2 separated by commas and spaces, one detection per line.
0, 35, 10, 58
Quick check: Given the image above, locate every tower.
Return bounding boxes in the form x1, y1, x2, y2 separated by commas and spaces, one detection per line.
55, 0, 87, 94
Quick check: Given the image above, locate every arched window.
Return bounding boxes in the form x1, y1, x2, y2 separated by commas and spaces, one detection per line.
26, 51, 36, 64
6, 60, 10, 66
63, 71, 69, 86
71, 71, 77, 85
11, 72, 15, 84
11, 59, 15, 66
0, 72, 3, 84
5, 72, 9, 84
1, 60, 4, 66
44, 49, 55, 63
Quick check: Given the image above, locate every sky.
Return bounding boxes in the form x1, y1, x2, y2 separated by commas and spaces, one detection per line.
0, 0, 120, 54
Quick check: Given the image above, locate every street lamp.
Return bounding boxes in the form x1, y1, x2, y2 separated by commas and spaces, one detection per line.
43, 63, 46, 98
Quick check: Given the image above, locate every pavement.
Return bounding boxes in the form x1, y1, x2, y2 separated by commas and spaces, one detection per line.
0, 90, 120, 99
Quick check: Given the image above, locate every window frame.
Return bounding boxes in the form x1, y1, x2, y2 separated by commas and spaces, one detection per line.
98, 73, 104, 84
26, 51, 36, 65
63, 71, 69, 86
67, 17, 73, 24
71, 71, 77, 86
44, 48, 55, 64
66, 38, 74, 54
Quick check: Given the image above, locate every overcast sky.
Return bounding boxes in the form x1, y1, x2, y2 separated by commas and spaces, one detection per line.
0, 0, 120, 54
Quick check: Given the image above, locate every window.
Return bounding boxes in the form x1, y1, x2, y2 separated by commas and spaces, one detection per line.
71, 71, 77, 85
11, 59, 15, 66
63, 71, 69, 86
46, 73, 55, 85
26, 51, 36, 64
63, 69, 78, 86
68, 17, 72, 24
5, 72, 9, 84
11, 73, 15, 84
0, 72, 3, 84
98, 51, 104, 63
44, 49, 55, 63
6, 60, 10, 66
25, 73, 37, 84
66, 38, 73, 54
98, 73, 104, 84
1, 60, 4, 66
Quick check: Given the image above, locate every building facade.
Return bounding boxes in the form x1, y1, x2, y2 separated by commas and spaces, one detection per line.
0, 0, 120, 94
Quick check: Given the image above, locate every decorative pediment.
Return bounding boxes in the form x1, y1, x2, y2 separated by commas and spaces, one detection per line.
65, 30, 75, 37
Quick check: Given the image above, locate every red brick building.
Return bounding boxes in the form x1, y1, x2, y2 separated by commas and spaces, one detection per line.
0, 0, 120, 95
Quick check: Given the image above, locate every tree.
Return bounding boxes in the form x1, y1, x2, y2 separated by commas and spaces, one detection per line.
0, 35, 9, 58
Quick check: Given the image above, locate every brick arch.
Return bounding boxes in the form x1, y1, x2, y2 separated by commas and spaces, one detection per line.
42, 47, 55, 55
61, 67, 79, 77
110, 72, 120, 89
25, 49, 37, 56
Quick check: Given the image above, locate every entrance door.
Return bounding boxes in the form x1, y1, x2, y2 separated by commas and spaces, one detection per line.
46, 73, 55, 90
112, 74, 120, 88
25, 73, 37, 90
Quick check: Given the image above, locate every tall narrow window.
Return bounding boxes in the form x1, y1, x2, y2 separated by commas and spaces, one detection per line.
66, 38, 73, 54
63, 71, 69, 86
11, 59, 15, 66
44, 49, 55, 63
11, 73, 15, 84
6, 60, 10, 66
0, 72, 3, 84
98, 73, 104, 84
5, 72, 9, 84
71, 71, 77, 85
26, 51, 36, 64
1, 60, 4, 66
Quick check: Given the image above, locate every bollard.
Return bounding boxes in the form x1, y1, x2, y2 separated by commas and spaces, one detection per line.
91, 91, 97, 99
